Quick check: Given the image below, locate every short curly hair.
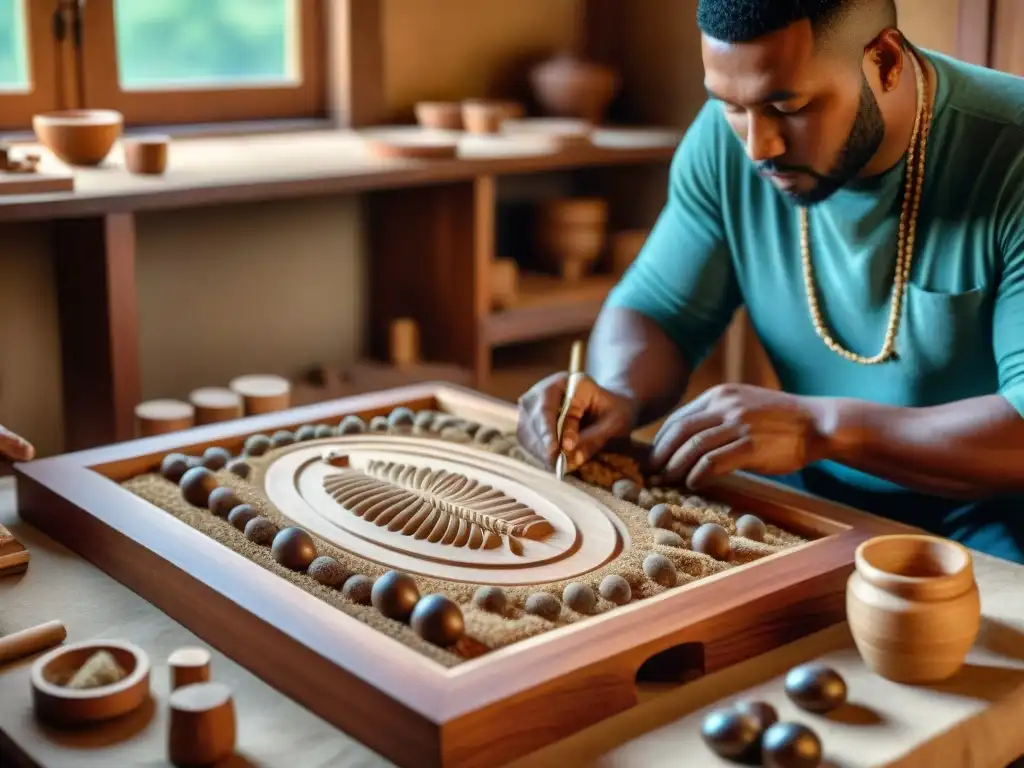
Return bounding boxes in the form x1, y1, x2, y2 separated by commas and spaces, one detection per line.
697, 0, 897, 47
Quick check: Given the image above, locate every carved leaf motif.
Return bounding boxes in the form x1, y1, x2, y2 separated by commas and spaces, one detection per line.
322, 460, 554, 556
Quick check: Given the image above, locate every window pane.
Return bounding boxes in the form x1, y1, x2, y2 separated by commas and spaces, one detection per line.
113, 0, 298, 90
0, 0, 29, 93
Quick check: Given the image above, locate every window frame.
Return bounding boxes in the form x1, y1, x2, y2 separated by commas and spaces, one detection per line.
79, 0, 327, 127
0, 0, 62, 131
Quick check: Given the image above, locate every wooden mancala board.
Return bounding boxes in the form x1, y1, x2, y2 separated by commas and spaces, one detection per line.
13, 383, 910, 767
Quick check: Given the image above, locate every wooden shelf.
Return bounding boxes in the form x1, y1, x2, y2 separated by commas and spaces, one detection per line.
483, 272, 617, 346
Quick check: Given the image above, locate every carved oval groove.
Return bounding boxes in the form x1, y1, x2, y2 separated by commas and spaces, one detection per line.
322, 460, 555, 556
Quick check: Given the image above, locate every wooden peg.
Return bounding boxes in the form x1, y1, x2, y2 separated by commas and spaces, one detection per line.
228, 374, 291, 416
188, 387, 243, 425
134, 400, 195, 438
0, 620, 66, 666
389, 318, 420, 367
168, 682, 236, 767
168, 647, 211, 690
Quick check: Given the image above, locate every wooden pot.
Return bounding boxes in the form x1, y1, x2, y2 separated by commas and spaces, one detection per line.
537, 198, 608, 282
529, 54, 619, 125
32, 109, 123, 166
846, 534, 981, 684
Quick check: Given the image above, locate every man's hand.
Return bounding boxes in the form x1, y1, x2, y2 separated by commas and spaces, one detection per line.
0, 424, 35, 462
648, 383, 829, 488
517, 373, 636, 470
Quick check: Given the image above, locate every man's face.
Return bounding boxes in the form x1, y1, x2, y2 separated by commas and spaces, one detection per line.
701, 22, 886, 205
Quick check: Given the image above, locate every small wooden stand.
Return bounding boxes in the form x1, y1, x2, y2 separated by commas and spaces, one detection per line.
134, 400, 195, 438
228, 374, 291, 416
0, 521, 30, 576
168, 682, 236, 767
168, 647, 211, 690
188, 387, 243, 426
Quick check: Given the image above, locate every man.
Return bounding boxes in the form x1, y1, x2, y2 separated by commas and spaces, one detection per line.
517, 0, 1024, 563
0, 424, 34, 462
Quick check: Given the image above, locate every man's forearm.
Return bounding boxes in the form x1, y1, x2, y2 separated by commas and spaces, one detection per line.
586, 307, 692, 428
814, 394, 1024, 498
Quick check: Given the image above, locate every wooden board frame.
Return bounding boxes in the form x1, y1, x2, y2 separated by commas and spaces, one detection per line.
13, 383, 914, 768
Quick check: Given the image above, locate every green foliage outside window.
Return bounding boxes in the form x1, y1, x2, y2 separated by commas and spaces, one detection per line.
0, 0, 28, 91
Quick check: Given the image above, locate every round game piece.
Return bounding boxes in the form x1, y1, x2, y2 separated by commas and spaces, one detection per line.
227, 504, 259, 531
228, 373, 291, 415
371, 571, 421, 622
733, 699, 779, 733
314, 424, 334, 439
648, 503, 675, 530
700, 706, 762, 762
643, 553, 677, 588
207, 487, 239, 517
185, 455, 203, 469
201, 447, 232, 471
271, 527, 318, 571
369, 415, 389, 432
271, 430, 295, 448
243, 516, 277, 546
636, 489, 657, 510
612, 478, 641, 503
692, 523, 732, 561
295, 424, 318, 442
784, 663, 847, 714
342, 574, 374, 604
168, 647, 211, 690
524, 592, 561, 621
168, 681, 236, 767
473, 426, 501, 445
762, 722, 823, 768
562, 582, 597, 614
410, 594, 465, 647
226, 458, 251, 480
188, 386, 243, 426
736, 513, 768, 542
599, 574, 631, 606
432, 414, 459, 432
487, 439, 514, 455
413, 410, 437, 429
180, 467, 219, 508
243, 434, 271, 457
472, 586, 507, 614
439, 426, 471, 443
654, 529, 685, 548
337, 415, 366, 434
387, 407, 415, 428
307, 555, 348, 587
161, 453, 190, 484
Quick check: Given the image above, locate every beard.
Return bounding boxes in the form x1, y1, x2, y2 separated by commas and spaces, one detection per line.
761, 75, 886, 206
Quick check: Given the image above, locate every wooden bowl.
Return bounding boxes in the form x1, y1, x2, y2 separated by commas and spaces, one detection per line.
123, 135, 169, 175
461, 100, 525, 134
32, 109, 123, 166
536, 198, 609, 282
414, 102, 463, 131
530, 54, 620, 125
847, 534, 981, 684
31, 640, 151, 727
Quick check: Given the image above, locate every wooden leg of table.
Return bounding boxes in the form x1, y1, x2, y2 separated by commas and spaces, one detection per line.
52, 214, 140, 451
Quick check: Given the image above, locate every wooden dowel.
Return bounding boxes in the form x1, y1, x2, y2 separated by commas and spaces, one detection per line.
0, 620, 67, 665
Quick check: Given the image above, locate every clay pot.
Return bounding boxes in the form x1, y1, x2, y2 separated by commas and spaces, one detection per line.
414, 102, 463, 131
846, 534, 981, 684
32, 109, 123, 166
530, 53, 619, 125
536, 198, 608, 282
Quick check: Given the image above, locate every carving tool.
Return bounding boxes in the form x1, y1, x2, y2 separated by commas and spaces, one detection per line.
554, 340, 586, 481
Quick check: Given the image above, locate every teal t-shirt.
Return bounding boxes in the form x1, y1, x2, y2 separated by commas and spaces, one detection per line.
606, 51, 1024, 556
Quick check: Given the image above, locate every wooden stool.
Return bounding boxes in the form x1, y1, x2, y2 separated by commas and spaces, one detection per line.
168, 647, 211, 690
188, 387, 243, 426
168, 682, 236, 767
134, 400, 194, 437
228, 374, 291, 416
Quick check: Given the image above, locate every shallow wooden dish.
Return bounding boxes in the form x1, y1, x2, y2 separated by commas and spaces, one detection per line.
30, 639, 151, 727
14, 383, 913, 767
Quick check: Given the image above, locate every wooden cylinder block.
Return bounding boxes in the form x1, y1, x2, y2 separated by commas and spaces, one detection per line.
188, 387, 243, 425
490, 258, 519, 309
134, 399, 194, 437
168, 682, 236, 767
228, 374, 291, 416
389, 318, 420, 367
0, 620, 67, 665
123, 135, 169, 175
168, 647, 211, 690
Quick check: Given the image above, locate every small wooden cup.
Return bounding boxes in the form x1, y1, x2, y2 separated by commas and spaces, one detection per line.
168, 647, 211, 690
229, 374, 291, 416
168, 682, 236, 767
123, 135, 169, 175
414, 101, 463, 131
188, 387, 243, 425
135, 399, 195, 437
461, 100, 524, 134
31, 640, 151, 727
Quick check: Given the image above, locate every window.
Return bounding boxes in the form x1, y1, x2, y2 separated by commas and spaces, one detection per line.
81, 0, 326, 126
0, 0, 60, 131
